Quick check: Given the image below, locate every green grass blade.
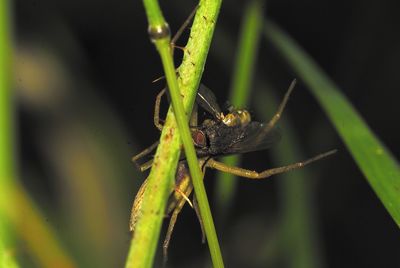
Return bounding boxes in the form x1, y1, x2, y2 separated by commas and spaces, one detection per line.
215, 0, 264, 217
0, 1, 19, 266
264, 20, 400, 227
0, 0, 15, 184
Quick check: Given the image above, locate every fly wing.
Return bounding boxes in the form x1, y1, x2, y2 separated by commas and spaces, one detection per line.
223, 122, 281, 155
196, 84, 222, 119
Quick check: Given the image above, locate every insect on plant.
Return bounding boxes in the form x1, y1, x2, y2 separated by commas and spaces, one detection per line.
130, 80, 337, 258
130, 6, 336, 260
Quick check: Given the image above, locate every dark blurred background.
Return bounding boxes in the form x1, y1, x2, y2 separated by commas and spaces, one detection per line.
13, 0, 400, 267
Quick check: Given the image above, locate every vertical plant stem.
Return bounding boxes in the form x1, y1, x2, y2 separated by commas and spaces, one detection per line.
160, 40, 224, 268
126, 1, 223, 267
215, 0, 264, 217
0, 0, 18, 266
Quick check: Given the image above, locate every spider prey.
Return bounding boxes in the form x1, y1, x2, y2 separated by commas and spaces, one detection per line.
130, 80, 336, 258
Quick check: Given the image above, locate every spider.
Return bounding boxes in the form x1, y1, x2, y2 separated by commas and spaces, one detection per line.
130, 80, 336, 258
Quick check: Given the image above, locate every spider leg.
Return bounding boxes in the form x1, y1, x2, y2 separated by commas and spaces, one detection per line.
163, 186, 193, 263
170, 5, 199, 53
154, 88, 166, 131
129, 178, 149, 232
153, 5, 199, 83
163, 158, 206, 260
193, 195, 206, 243
263, 79, 297, 134
206, 149, 337, 179
131, 141, 159, 170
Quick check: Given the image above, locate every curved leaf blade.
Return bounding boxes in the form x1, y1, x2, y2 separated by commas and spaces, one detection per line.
264, 20, 400, 227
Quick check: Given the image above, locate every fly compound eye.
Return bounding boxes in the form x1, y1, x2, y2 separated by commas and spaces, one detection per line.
192, 130, 207, 148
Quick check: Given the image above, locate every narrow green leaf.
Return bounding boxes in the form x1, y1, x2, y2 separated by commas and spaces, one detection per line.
0, 0, 19, 266
264, 20, 400, 227
0, 0, 15, 182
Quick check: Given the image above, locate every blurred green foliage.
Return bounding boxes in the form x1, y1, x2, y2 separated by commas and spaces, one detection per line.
1, 0, 398, 267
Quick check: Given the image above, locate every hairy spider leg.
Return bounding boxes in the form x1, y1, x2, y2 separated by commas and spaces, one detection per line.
163, 185, 194, 262
129, 178, 149, 232
138, 159, 154, 172
192, 195, 206, 243
131, 141, 159, 170
162, 157, 206, 262
170, 5, 199, 53
130, 85, 168, 169
262, 79, 297, 136
154, 88, 167, 131
134, 74, 201, 170
206, 149, 337, 179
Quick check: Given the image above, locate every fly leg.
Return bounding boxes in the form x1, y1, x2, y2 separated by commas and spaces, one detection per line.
206, 149, 337, 179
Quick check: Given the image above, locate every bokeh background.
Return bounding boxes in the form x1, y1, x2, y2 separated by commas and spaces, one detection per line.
12, 0, 400, 267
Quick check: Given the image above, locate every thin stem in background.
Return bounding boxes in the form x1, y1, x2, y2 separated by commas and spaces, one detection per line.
215, 0, 264, 218
264, 20, 400, 227
126, 1, 224, 267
